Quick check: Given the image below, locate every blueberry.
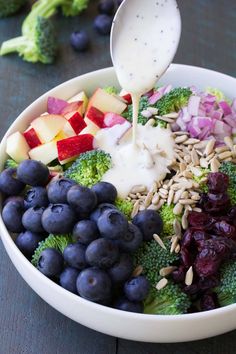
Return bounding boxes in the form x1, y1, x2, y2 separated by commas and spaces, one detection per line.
24, 186, 49, 209
67, 185, 97, 216
113, 297, 143, 313
85, 238, 119, 269
59, 267, 80, 294
94, 14, 113, 35
22, 206, 45, 233
15, 231, 44, 258
73, 220, 99, 245
42, 204, 76, 234
97, 209, 128, 240
90, 203, 117, 223
132, 210, 163, 241
2, 198, 24, 232
108, 253, 133, 284
63, 243, 87, 270
47, 177, 77, 204
119, 223, 143, 253
91, 182, 117, 204
17, 160, 49, 186
37, 248, 64, 277
3, 195, 24, 208
70, 30, 90, 52
124, 276, 150, 302
76, 267, 112, 303
0, 168, 25, 196
98, 0, 115, 15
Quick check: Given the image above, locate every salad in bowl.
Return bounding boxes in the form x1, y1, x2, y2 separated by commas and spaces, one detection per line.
1, 65, 236, 342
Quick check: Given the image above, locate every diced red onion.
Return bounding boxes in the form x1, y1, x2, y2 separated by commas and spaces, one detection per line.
148, 91, 163, 105
211, 110, 223, 120
188, 95, 201, 116
180, 107, 192, 123
223, 114, 236, 128
47, 96, 68, 114
232, 98, 236, 113
218, 101, 232, 116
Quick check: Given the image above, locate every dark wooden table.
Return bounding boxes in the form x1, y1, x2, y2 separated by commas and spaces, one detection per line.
0, 1, 236, 353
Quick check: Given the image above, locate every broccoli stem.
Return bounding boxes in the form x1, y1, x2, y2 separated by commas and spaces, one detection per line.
0, 36, 28, 55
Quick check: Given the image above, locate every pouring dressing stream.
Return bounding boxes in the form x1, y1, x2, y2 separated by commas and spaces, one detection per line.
95, 0, 181, 198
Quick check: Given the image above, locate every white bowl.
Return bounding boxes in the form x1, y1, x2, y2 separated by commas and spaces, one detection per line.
1, 64, 236, 343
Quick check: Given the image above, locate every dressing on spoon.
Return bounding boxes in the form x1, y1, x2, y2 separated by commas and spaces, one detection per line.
95, 0, 181, 198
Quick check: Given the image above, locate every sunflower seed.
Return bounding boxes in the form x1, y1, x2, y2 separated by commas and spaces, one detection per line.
191, 194, 200, 201
173, 188, 185, 204
155, 115, 174, 123
131, 200, 140, 218
185, 266, 194, 286
191, 149, 199, 166
179, 199, 196, 205
163, 112, 179, 119
183, 138, 200, 145
175, 135, 188, 143
215, 145, 229, 154
145, 118, 155, 127
132, 265, 143, 277
182, 211, 189, 230
144, 191, 153, 207
175, 244, 181, 253
182, 171, 193, 179
210, 157, 220, 172
153, 233, 167, 250
190, 166, 202, 177
174, 131, 189, 136
205, 152, 215, 162
151, 181, 158, 193
147, 204, 160, 211
193, 207, 202, 212
141, 110, 152, 118
139, 205, 145, 211
173, 202, 184, 215
194, 140, 208, 149
200, 158, 209, 168
181, 191, 189, 199
218, 151, 232, 160
167, 189, 174, 206
156, 199, 165, 210
179, 162, 187, 172
131, 185, 147, 194
159, 266, 177, 277
184, 155, 191, 163
224, 136, 234, 150
156, 278, 168, 290
152, 193, 160, 205
170, 236, 179, 253
173, 219, 182, 236
204, 139, 215, 156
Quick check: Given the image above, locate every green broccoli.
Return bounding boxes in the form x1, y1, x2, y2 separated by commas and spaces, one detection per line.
64, 149, 112, 188
192, 167, 210, 193
0, 0, 27, 18
0, 16, 57, 64
144, 283, 190, 315
4, 159, 18, 169
31, 234, 72, 266
114, 198, 133, 219
133, 239, 179, 286
159, 203, 182, 236
123, 88, 192, 128
219, 162, 236, 204
103, 86, 118, 95
215, 261, 236, 307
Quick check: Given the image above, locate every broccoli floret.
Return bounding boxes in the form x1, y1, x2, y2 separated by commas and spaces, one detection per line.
103, 86, 118, 95
4, 159, 18, 169
133, 239, 179, 286
31, 234, 72, 266
144, 283, 190, 315
191, 167, 210, 193
0, 16, 57, 64
219, 162, 236, 204
114, 198, 133, 219
123, 88, 192, 128
64, 150, 112, 188
0, 0, 27, 18
215, 261, 236, 307
159, 204, 182, 237
155, 87, 192, 116
206, 87, 231, 104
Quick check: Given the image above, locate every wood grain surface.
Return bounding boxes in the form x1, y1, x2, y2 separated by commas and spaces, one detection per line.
0, 1, 236, 353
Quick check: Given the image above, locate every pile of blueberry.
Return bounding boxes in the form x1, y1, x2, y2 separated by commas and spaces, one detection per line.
0, 159, 163, 312
71, 0, 123, 52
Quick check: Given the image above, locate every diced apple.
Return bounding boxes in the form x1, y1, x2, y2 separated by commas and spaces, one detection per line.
57, 134, 94, 162
31, 114, 67, 143
23, 127, 42, 149
86, 88, 127, 115
63, 122, 77, 137
65, 111, 87, 135
103, 112, 128, 127
29, 140, 58, 165
119, 89, 132, 104
68, 91, 88, 114
86, 106, 105, 128
82, 118, 100, 135
61, 101, 84, 116
6, 132, 30, 162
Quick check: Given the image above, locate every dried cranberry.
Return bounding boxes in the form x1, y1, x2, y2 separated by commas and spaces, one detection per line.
188, 211, 215, 230
198, 276, 219, 291
184, 283, 200, 295
192, 230, 210, 250
228, 207, 236, 227
200, 293, 218, 311
212, 221, 236, 240
172, 265, 186, 283
207, 172, 229, 193
202, 193, 231, 215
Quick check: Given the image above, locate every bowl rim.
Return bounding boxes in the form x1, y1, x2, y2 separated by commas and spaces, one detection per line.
1, 63, 236, 323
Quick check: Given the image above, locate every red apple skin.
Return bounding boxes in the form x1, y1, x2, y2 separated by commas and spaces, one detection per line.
57, 134, 94, 161
61, 101, 83, 116
86, 106, 105, 128
66, 112, 87, 134
23, 127, 41, 149
121, 93, 132, 105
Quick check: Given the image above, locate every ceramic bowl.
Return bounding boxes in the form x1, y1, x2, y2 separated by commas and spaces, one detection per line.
1, 64, 236, 343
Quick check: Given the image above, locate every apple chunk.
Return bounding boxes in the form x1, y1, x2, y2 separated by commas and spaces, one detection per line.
61, 101, 84, 116
86, 88, 127, 115
6, 132, 30, 162
29, 140, 58, 165
23, 127, 41, 149
68, 91, 88, 114
57, 134, 94, 162
31, 114, 66, 143
65, 111, 87, 134
86, 106, 105, 128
